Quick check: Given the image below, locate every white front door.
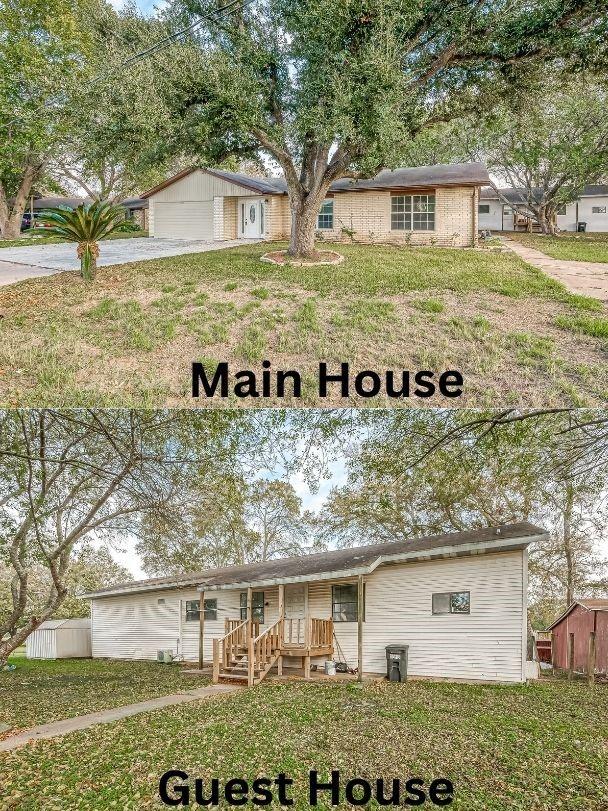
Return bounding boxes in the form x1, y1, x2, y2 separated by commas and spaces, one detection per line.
240, 197, 263, 238
285, 584, 306, 619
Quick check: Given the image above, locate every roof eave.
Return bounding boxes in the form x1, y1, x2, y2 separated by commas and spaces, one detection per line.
196, 532, 543, 593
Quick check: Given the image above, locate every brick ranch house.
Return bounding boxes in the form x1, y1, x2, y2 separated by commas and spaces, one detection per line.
141, 162, 490, 247
83, 522, 543, 686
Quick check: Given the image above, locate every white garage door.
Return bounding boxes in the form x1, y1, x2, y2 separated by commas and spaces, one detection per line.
154, 201, 213, 240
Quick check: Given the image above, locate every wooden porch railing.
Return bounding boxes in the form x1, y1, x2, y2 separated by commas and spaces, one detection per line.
250, 618, 284, 685
225, 617, 259, 638
213, 618, 249, 683
309, 617, 333, 649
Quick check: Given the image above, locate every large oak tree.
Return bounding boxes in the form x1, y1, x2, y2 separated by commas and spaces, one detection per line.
168, 0, 608, 257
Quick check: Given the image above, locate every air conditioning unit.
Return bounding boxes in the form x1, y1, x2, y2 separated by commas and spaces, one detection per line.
157, 649, 174, 664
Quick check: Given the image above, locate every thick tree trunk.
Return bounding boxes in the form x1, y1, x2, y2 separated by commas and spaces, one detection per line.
287, 189, 328, 259
563, 483, 575, 606
0, 164, 41, 240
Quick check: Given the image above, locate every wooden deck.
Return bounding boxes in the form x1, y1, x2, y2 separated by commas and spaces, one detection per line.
212, 616, 334, 686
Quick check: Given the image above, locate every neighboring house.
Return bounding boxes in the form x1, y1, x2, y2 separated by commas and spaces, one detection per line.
20, 195, 148, 230
547, 599, 608, 676
478, 186, 608, 233
141, 163, 490, 247
83, 522, 544, 686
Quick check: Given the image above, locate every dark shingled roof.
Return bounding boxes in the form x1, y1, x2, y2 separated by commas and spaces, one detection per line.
84, 522, 544, 599
142, 163, 490, 199
480, 185, 608, 202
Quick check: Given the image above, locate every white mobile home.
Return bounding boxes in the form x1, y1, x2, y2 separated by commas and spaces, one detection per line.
84, 523, 544, 685
26, 618, 91, 660
478, 186, 608, 232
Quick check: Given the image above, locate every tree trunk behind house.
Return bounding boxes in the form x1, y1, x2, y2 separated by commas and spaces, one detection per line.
0, 165, 40, 240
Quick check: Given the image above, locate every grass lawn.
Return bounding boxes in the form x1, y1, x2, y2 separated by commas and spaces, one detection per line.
1, 678, 606, 809
507, 231, 608, 263
0, 654, 208, 733
0, 229, 148, 249
0, 241, 607, 407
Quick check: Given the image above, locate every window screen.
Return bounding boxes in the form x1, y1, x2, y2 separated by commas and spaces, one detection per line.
478, 204, 490, 214
432, 591, 470, 615
592, 206, 607, 214
391, 195, 435, 231
240, 591, 264, 623
203, 599, 217, 621
185, 600, 200, 622
317, 200, 334, 229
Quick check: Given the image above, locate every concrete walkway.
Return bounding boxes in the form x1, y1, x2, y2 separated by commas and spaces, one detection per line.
502, 237, 608, 302
0, 684, 240, 753
0, 259, 61, 287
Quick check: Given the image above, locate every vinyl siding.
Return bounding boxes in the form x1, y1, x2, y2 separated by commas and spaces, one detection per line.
90, 550, 526, 682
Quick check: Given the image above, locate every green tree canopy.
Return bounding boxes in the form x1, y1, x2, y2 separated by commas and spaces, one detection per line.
165, 0, 608, 256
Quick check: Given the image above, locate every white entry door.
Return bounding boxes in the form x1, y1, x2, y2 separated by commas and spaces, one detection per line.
285, 584, 306, 618
240, 197, 264, 238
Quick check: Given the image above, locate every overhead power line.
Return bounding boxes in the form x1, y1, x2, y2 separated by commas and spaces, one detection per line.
1, 0, 256, 130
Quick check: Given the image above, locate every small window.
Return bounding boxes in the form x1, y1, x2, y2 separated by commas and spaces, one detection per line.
592, 206, 607, 214
503, 206, 513, 215
478, 204, 490, 214
332, 583, 365, 622
185, 599, 218, 621
556, 204, 567, 215
240, 591, 264, 623
317, 200, 333, 229
204, 599, 217, 621
391, 194, 435, 231
185, 600, 200, 622
157, 597, 165, 605
432, 591, 470, 615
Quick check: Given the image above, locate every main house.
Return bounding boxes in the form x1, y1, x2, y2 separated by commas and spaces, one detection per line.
478, 186, 608, 233
84, 522, 544, 686
141, 163, 490, 248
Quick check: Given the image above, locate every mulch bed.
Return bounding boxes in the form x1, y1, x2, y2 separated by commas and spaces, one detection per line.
261, 249, 344, 266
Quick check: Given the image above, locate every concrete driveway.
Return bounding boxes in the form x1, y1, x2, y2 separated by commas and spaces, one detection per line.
0, 237, 251, 286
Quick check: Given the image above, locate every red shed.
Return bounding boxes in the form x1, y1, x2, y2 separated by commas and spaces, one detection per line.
547, 599, 608, 675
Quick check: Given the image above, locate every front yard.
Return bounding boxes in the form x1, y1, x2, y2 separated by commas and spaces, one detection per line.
0, 674, 606, 809
507, 231, 608, 263
0, 241, 607, 407
0, 654, 208, 733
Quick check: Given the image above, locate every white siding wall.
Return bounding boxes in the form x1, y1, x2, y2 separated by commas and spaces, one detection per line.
55, 628, 92, 658
478, 200, 505, 231
90, 550, 526, 683
309, 551, 525, 683
26, 629, 56, 659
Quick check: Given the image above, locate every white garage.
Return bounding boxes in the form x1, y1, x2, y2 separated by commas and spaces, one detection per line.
143, 167, 287, 241
153, 201, 214, 240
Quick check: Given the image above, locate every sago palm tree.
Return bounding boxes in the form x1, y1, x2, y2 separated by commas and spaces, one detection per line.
37, 201, 127, 281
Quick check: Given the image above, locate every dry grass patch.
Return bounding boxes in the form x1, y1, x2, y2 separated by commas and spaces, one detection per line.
0, 241, 606, 407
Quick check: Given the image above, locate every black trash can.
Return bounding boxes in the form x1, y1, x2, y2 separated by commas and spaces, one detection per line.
577, 222, 587, 232
385, 645, 408, 682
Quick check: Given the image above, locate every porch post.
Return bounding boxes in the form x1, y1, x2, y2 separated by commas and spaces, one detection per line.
198, 590, 205, 669
304, 583, 311, 679
357, 574, 364, 683
247, 586, 253, 636
278, 584, 285, 677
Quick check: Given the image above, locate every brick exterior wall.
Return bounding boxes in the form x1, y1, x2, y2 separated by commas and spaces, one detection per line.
218, 186, 478, 246
317, 186, 477, 247
223, 197, 238, 239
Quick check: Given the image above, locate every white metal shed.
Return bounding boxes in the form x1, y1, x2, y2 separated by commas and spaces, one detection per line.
26, 618, 91, 660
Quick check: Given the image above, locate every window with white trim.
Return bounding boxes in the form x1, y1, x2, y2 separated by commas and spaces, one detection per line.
592, 206, 607, 214
391, 194, 435, 231
240, 591, 264, 623
318, 200, 334, 229
432, 591, 470, 615
478, 204, 490, 214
